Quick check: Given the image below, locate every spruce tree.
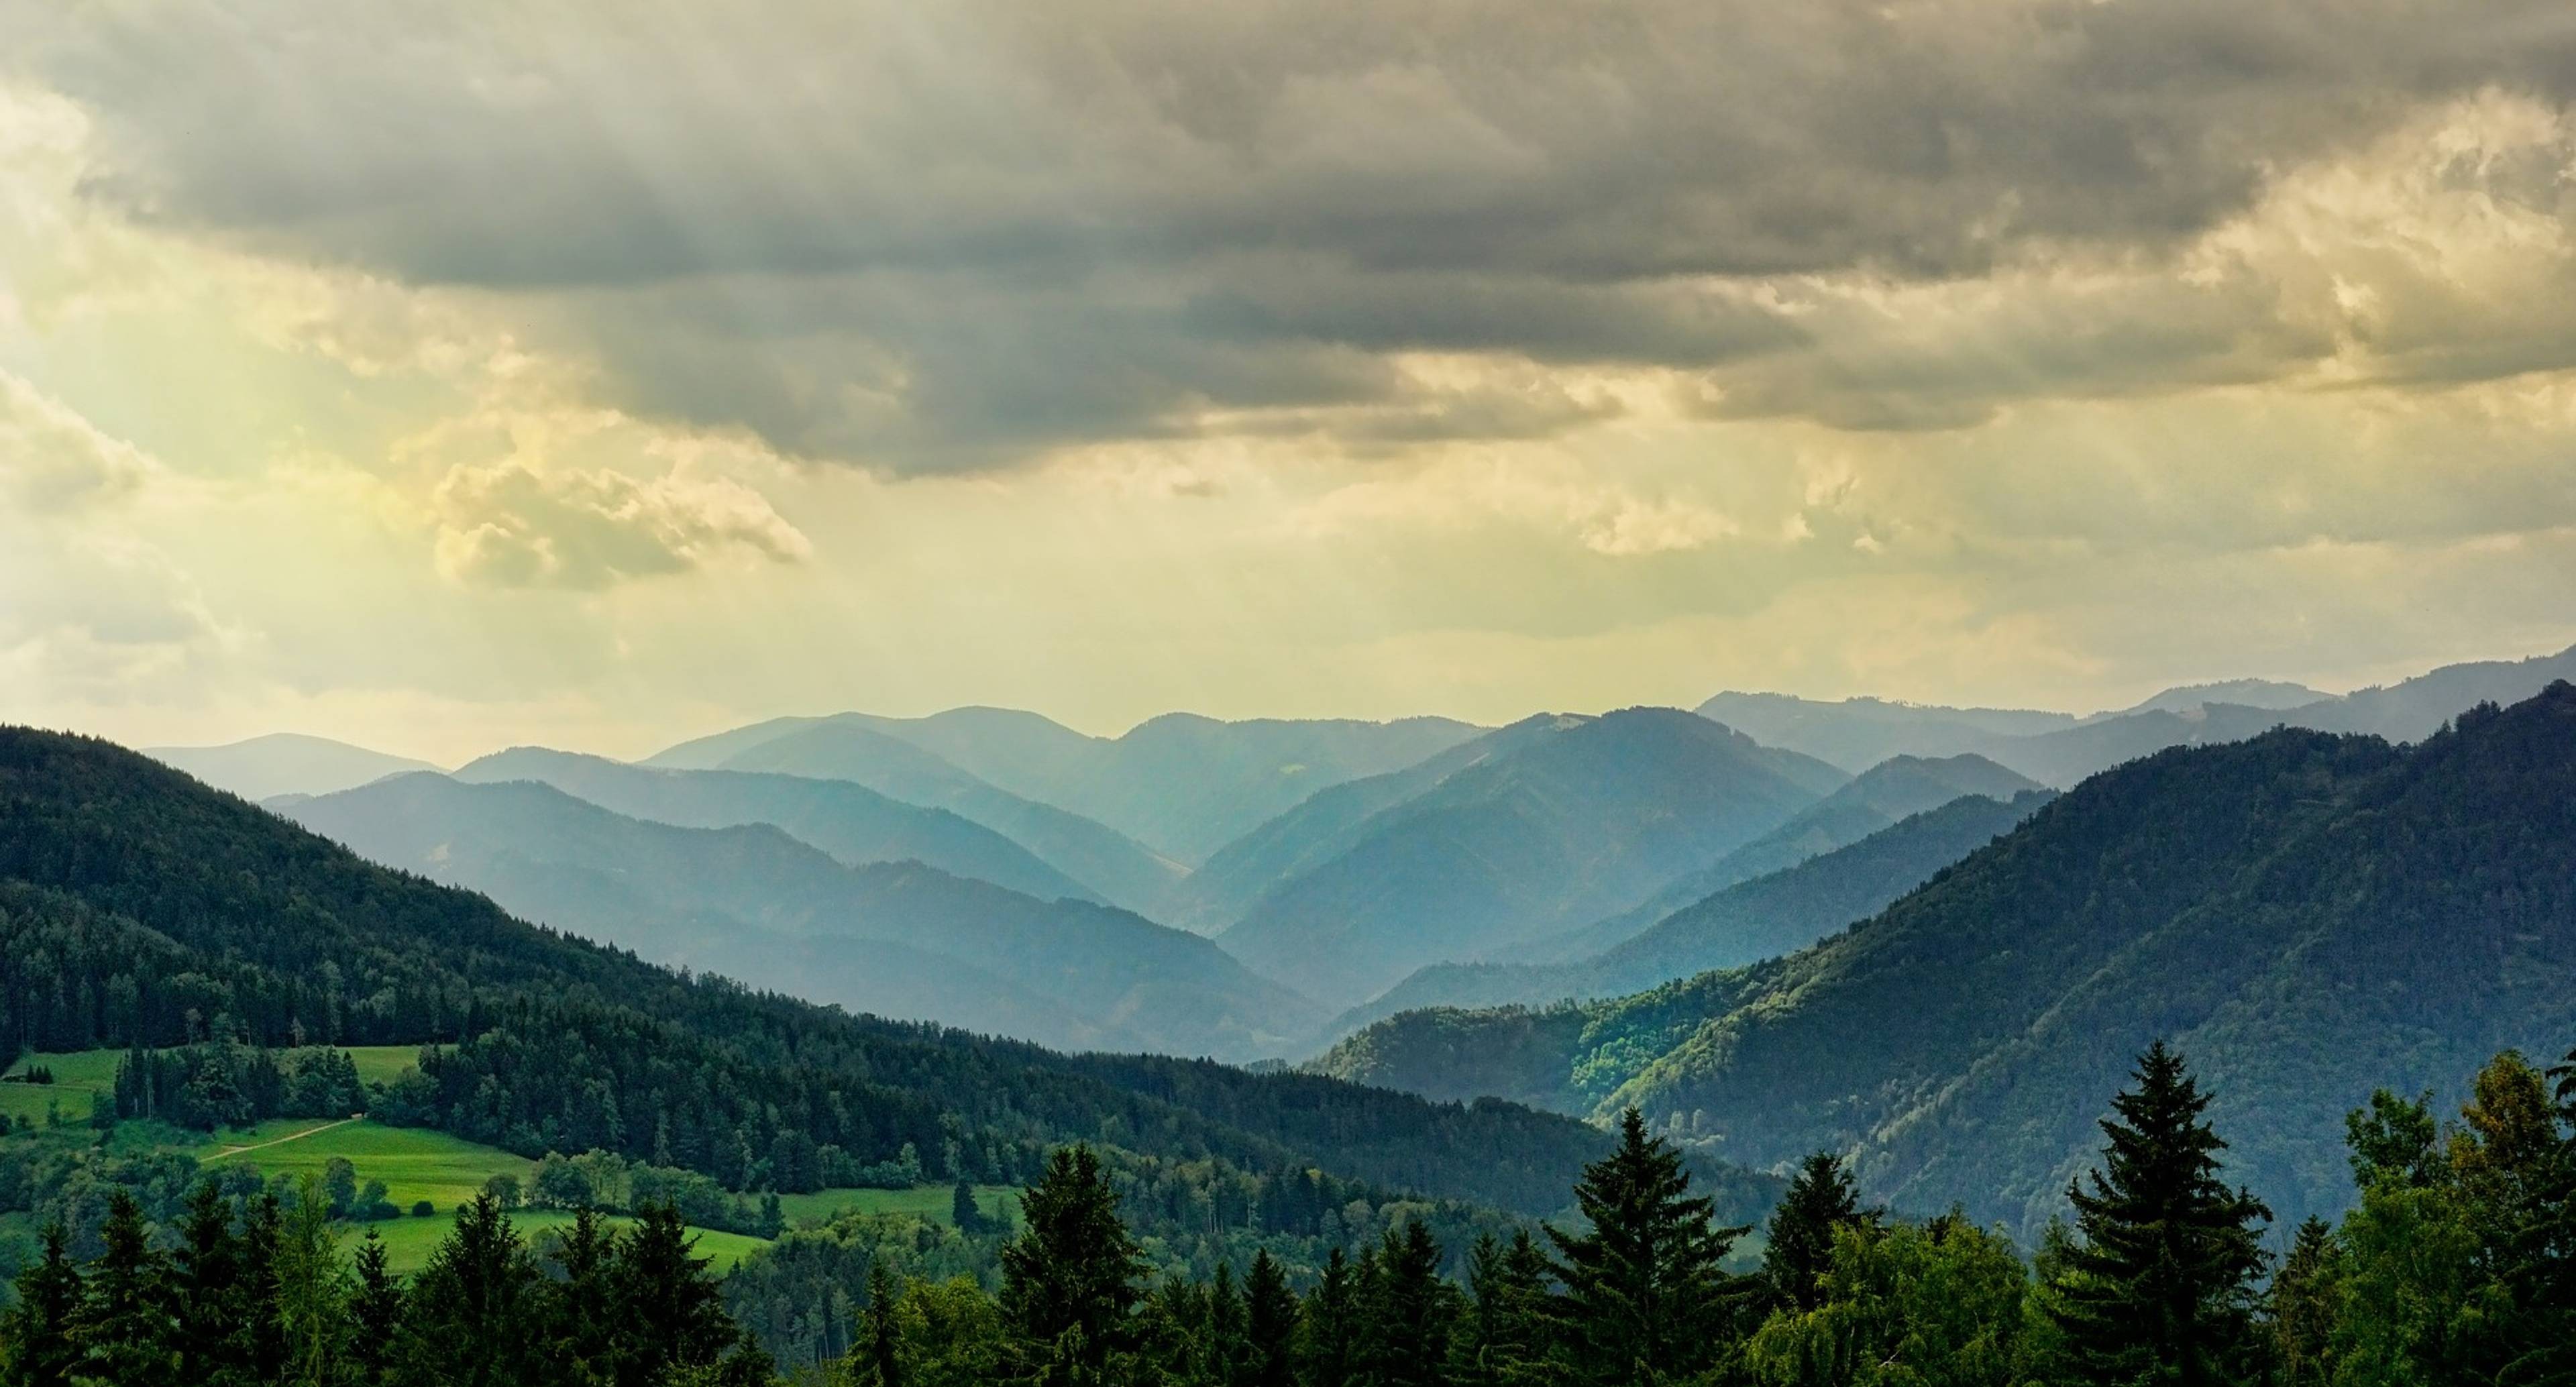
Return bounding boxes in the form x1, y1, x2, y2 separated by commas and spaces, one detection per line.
547, 1207, 621, 1379
1450, 1230, 1554, 1387
998, 1146, 1146, 1379
170, 1180, 244, 1385
1363, 1221, 1458, 1387
952, 1178, 985, 1235
1242, 1250, 1298, 1387
396, 1192, 543, 1387
2048, 1042, 2271, 1387
1545, 1108, 1746, 1384
1763, 1151, 1872, 1313
347, 1232, 406, 1387
1297, 1247, 1360, 1387
0, 1223, 83, 1387
859, 1261, 904, 1387
613, 1202, 767, 1387
69, 1190, 175, 1387
2266, 1217, 2341, 1387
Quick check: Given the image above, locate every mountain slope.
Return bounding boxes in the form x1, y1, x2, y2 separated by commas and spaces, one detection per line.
1217, 708, 1847, 1006
1320, 683, 2576, 1235
0, 726, 1684, 1222
1515, 753, 2043, 964
451, 746, 1093, 903
280, 773, 1324, 1060
1324, 790, 2053, 1041
671, 720, 1190, 920
147, 732, 440, 799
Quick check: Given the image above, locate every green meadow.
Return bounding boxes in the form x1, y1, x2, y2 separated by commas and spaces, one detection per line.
5, 1049, 1013, 1273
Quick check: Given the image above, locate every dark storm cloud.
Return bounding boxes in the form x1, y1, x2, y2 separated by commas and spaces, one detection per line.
14, 0, 2576, 467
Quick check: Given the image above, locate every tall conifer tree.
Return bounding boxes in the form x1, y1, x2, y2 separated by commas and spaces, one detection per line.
1763, 1152, 1872, 1313
2047, 1042, 2271, 1387
1546, 1109, 1746, 1385
68, 1192, 174, 1387
1297, 1247, 1360, 1387
999, 1145, 1146, 1382
0, 1224, 82, 1387
1242, 1250, 1298, 1387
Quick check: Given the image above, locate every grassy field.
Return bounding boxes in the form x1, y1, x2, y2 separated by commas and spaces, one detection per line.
4, 1051, 994, 1275
1, 1046, 428, 1129
775, 1184, 1022, 1230
0, 1049, 122, 1126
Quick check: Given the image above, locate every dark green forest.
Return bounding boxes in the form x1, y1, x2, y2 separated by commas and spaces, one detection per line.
6, 1040, 2573, 1386
1322, 683, 2576, 1236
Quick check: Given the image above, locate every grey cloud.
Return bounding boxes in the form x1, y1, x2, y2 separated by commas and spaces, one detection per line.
16, 0, 2576, 467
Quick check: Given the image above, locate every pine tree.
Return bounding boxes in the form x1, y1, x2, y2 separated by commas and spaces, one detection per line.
170, 1180, 245, 1385
1450, 1230, 1554, 1387
2047, 1042, 2272, 1387
952, 1178, 985, 1236
1297, 1247, 1360, 1387
0, 1223, 83, 1387
613, 1202, 766, 1387
859, 1262, 904, 1387
347, 1232, 406, 1386
1363, 1221, 1458, 1387
998, 1145, 1146, 1379
1763, 1151, 1871, 1313
2266, 1217, 2342, 1387
396, 1192, 543, 1387
1545, 1109, 1746, 1385
1241, 1250, 1298, 1387
1202, 1262, 1246, 1386
69, 1190, 175, 1386
547, 1207, 621, 1380
273, 1176, 349, 1387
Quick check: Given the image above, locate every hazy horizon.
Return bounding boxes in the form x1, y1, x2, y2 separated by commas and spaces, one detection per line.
7, 1, 2575, 765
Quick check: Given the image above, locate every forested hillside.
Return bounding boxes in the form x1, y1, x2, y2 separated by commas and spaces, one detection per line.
0, 727, 1766, 1243
1322, 684, 2576, 1235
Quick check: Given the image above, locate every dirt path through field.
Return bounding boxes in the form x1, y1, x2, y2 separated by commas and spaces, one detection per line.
213, 1116, 362, 1158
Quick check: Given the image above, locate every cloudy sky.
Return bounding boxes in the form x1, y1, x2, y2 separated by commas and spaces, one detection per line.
5, 0, 2576, 760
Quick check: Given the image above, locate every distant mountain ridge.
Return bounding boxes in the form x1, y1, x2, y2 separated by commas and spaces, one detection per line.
1215, 708, 1849, 1007
1324, 789, 2053, 1042
1696, 641, 2576, 783
649, 708, 1482, 866
1318, 682, 2576, 1236
1509, 752, 2043, 966
453, 746, 1098, 903
147, 732, 440, 800
281, 773, 1324, 1060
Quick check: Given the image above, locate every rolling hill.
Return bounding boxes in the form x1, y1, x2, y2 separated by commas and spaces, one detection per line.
450, 746, 1094, 903
278, 773, 1322, 1060
1322, 789, 2052, 1042
1215, 708, 1848, 1007
1318, 683, 2576, 1235
147, 732, 441, 800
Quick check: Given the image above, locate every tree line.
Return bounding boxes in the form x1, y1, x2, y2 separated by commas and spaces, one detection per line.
8, 1038, 2573, 1385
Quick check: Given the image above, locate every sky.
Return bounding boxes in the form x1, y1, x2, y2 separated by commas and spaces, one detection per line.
4, 0, 2575, 763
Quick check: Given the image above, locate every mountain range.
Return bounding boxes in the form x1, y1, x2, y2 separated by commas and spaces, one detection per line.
648, 708, 1481, 866
1697, 641, 2576, 783
1318, 681, 2576, 1235
279, 771, 1324, 1060
1322, 789, 2054, 1042
3, 724, 1701, 1225
1214, 708, 1850, 1007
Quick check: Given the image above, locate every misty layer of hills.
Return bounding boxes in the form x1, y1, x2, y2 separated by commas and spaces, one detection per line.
134, 641, 2576, 1231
